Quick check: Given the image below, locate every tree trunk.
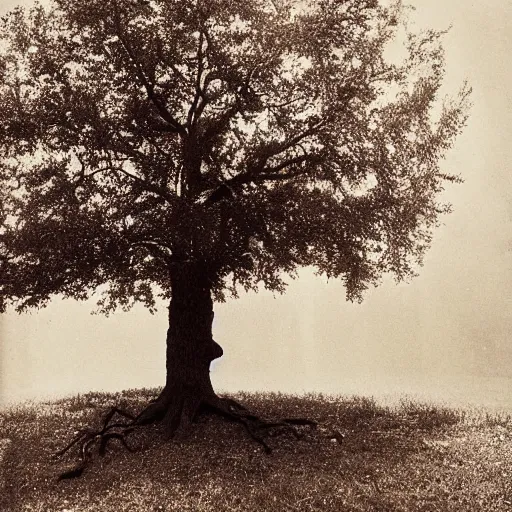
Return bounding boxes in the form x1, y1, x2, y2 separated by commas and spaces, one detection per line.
137, 261, 223, 436
56, 262, 318, 478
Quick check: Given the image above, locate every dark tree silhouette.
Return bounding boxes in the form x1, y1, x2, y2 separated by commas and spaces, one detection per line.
0, 0, 469, 476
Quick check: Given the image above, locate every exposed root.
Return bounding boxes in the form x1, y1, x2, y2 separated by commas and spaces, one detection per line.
54, 406, 140, 480
54, 395, 318, 480
206, 397, 317, 454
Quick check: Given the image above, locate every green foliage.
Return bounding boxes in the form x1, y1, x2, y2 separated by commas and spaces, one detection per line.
0, 0, 470, 312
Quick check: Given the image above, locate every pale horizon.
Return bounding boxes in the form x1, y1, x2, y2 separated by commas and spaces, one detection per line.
1, 0, 511, 411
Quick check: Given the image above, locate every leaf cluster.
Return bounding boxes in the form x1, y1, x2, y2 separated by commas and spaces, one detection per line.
0, 0, 470, 312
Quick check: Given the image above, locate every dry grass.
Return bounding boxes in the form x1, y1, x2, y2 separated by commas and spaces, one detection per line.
0, 390, 511, 511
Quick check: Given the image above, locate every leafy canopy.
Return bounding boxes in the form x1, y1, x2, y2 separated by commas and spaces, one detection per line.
0, 0, 470, 313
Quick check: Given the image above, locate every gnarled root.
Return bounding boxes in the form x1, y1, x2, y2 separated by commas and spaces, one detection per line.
54, 394, 318, 480
205, 397, 317, 454
54, 407, 139, 480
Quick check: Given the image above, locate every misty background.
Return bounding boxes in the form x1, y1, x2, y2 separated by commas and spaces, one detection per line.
1, 0, 511, 409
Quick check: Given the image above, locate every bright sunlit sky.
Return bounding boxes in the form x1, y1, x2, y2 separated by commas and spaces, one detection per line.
1, 0, 511, 409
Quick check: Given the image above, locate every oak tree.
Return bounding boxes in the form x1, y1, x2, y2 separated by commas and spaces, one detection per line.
0, 0, 469, 474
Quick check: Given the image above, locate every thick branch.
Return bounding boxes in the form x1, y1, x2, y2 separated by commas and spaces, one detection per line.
271, 120, 326, 157
85, 161, 176, 205
229, 153, 314, 187
198, 61, 271, 147
112, 7, 186, 136
266, 153, 314, 174
187, 28, 208, 130
240, 119, 326, 179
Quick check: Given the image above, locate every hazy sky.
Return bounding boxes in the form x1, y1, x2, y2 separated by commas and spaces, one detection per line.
1, 0, 511, 409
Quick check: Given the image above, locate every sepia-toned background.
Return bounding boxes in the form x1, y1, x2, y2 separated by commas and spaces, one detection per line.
1, 0, 511, 409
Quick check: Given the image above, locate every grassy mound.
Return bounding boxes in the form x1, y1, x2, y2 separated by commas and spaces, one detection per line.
0, 390, 510, 511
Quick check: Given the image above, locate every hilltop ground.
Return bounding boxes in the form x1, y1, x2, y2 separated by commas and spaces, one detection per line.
0, 390, 510, 511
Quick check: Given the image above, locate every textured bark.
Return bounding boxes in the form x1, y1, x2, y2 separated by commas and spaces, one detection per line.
166, 262, 219, 390
56, 262, 317, 480
136, 261, 223, 435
